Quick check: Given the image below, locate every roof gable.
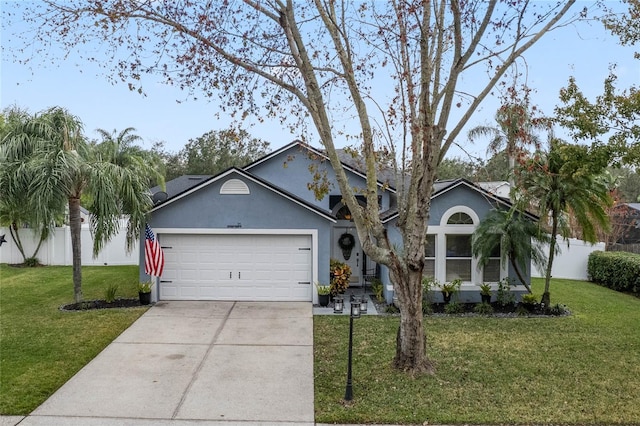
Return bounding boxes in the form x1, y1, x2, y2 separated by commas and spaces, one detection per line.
151, 167, 336, 222
244, 140, 395, 192
382, 178, 538, 223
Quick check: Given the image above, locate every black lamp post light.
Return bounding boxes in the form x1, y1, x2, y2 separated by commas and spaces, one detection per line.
334, 295, 362, 401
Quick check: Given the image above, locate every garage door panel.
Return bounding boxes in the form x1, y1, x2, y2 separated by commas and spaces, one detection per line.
160, 234, 312, 301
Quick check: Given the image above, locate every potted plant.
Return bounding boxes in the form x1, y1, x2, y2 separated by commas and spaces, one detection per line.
315, 282, 331, 307
478, 283, 492, 304
329, 258, 351, 295
137, 281, 153, 305
440, 279, 461, 304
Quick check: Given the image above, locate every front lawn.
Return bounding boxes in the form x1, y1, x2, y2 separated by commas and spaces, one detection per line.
315, 278, 640, 425
0, 264, 147, 414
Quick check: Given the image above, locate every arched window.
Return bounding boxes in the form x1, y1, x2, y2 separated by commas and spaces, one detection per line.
441, 207, 478, 282
336, 205, 352, 220
447, 212, 473, 225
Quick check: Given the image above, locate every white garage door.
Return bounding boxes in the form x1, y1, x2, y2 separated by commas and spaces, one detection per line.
159, 234, 313, 301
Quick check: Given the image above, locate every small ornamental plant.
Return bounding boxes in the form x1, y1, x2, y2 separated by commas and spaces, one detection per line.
137, 281, 153, 294
315, 282, 331, 295
329, 258, 352, 295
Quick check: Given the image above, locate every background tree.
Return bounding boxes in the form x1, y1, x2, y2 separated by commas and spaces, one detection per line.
151, 141, 186, 182
436, 157, 478, 181
468, 94, 550, 186
475, 151, 511, 182
3, 107, 157, 302
15, 0, 584, 372
608, 165, 640, 203
518, 138, 612, 307
180, 129, 270, 176
555, 74, 640, 166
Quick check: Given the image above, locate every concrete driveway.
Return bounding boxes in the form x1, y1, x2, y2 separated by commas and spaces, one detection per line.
20, 301, 314, 425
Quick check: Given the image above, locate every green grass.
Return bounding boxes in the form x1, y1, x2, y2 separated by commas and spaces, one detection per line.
0, 264, 148, 414
314, 278, 640, 425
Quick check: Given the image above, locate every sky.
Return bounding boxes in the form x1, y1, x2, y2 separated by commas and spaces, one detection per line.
1, 2, 639, 160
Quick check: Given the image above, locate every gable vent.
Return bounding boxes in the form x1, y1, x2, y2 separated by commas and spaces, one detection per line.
220, 178, 250, 195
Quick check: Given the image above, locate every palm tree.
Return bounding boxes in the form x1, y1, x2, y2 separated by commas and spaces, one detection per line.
472, 208, 549, 293
468, 102, 550, 186
519, 138, 612, 307
0, 107, 58, 263
3, 107, 158, 302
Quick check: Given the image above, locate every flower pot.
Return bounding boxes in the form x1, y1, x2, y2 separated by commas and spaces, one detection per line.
139, 291, 151, 305
481, 294, 491, 304
318, 293, 330, 307
442, 292, 452, 304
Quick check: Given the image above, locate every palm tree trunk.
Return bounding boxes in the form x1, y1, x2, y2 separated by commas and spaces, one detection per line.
8, 223, 27, 262
508, 256, 532, 293
68, 197, 83, 303
542, 217, 558, 308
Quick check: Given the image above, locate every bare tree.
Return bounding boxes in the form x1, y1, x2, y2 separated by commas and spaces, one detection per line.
9, 0, 585, 372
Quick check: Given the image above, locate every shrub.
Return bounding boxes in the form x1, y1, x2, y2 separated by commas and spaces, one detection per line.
444, 301, 464, 314
422, 299, 433, 315
587, 251, 640, 294
385, 304, 400, 314
104, 284, 119, 303
24, 257, 40, 267
520, 293, 538, 305
371, 278, 384, 302
473, 302, 494, 315
496, 278, 516, 306
329, 258, 351, 295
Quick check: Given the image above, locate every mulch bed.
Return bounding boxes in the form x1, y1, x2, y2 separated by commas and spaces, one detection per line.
61, 298, 151, 311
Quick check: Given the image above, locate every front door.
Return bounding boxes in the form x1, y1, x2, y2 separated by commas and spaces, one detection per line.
332, 225, 362, 287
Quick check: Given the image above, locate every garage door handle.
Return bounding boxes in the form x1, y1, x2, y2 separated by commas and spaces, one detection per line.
238, 272, 241, 279
299, 247, 311, 250
160, 280, 172, 283
229, 272, 232, 279
161, 246, 172, 249
298, 281, 311, 285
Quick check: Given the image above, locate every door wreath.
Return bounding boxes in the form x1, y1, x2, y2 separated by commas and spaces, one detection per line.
338, 232, 355, 260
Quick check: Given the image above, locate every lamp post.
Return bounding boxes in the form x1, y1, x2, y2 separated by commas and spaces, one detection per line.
343, 296, 361, 401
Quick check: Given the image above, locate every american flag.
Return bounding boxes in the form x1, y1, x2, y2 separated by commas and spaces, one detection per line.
144, 224, 164, 277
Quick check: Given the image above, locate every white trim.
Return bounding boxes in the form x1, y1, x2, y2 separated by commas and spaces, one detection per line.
440, 205, 480, 226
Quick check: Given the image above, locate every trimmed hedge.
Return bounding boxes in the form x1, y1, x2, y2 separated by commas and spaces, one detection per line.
587, 250, 640, 294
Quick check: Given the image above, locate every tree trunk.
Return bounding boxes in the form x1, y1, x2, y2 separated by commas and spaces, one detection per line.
542, 217, 558, 308
8, 223, 27, 262
390, 266, 434, 374
68, 197, 83, 303
509, 256, 532, 293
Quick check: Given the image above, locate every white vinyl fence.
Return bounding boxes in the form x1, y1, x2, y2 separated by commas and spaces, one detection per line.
531, 236, 605, 281
0, 222, 139, 266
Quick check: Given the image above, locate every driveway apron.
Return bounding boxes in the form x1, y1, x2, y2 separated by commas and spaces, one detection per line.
25, 301, 314, 425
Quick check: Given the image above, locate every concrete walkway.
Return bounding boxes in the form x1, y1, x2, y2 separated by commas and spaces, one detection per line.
15, 301, 315, 425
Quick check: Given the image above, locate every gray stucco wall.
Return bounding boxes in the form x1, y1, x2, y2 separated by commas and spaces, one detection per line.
247, 146, 393, 212
140, 172, 334, 284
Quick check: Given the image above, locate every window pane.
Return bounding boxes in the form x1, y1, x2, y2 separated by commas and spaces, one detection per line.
425, 235, 436, 257
424, 260, 435, 278
446, 259, 471, 281
446, 235, 472, 257
483, 259, 501, 282
447, 212, 473, 224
